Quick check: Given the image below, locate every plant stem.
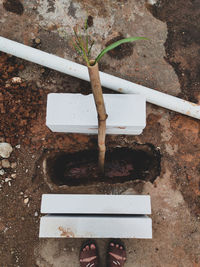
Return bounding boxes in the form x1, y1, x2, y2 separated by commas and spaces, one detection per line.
87, 60, 108, 174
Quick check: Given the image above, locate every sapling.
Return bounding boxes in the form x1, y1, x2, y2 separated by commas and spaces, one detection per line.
72, 17, 147, 174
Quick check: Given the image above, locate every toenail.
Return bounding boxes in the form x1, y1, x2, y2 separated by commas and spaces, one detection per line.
83, 248, 86, 252
116, 244, 119, 248
86, 245, 89, 250
110, 243, 114, 247
90, 244, 96, 250
120, 246, 123, 250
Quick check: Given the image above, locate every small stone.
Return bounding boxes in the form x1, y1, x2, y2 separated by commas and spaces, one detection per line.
0, 169, 5, 176
11, 174, 16, 179
0, 222, 6, 232
8, 182, 11, 186
11, 77, 22, 84
20, 192, 23, 195
2, 159, 10, 168
25, 169, 28, 173
40, 68, 45, 74
11, 162, 17, 169
21, 217, 25, 221
0, 143, 13, 158
5, 178, 11, 182
24, 198, 29, 204
34, 211, 38, 217
35, 37, 41, 44
15, 145, 20, 149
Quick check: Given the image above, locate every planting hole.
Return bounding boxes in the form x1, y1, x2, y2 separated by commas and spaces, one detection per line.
45, 145, 161, 187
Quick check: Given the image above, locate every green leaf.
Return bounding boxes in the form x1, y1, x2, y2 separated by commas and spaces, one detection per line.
72, 41, 82, 56
88, 40, 94, 57
95, 37, 148, 63
84, 17, 88, 31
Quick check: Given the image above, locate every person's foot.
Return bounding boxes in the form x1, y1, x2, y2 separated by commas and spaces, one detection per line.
107, 240, 126, 266
79, 241, 99, 267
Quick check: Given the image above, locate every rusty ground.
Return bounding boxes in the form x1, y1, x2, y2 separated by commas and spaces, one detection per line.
0, 0, 200, 266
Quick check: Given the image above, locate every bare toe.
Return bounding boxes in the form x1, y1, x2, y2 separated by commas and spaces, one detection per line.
90, 244, 96, 250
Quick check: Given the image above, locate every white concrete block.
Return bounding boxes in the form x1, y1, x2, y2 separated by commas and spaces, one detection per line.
46, 93, 146, 135
39, 215, 152, 239
41, 194, 151, 215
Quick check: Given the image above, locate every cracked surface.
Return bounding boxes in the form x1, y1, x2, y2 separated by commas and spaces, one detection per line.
0, 0, 200, 266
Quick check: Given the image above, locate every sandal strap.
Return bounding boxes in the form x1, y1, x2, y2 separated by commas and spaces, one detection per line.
109, 254, 124, 265
80, 257, 98, 267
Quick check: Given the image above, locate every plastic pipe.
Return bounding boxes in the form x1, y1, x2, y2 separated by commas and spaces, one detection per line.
0, 36, 199, 119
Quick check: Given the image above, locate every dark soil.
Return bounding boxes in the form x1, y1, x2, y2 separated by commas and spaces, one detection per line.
3, 0, 24, 15
105, 33, 134, 60
46, 146, 161, 186
148, 0, 200, 102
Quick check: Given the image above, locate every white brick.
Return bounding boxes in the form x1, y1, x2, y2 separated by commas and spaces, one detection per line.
41, 194, 151, 215
39, 215, 152, 239
46, 94, 146, 135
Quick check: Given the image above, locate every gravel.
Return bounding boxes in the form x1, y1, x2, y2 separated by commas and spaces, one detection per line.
0, 143, 13, 158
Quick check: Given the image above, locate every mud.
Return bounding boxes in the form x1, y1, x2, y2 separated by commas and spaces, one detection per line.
45, 145, 161, 186
3, 0, 24, 15
105, 33, 134, 60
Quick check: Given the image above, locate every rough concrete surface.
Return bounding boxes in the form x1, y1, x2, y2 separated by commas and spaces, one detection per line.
0, 0, 200, 266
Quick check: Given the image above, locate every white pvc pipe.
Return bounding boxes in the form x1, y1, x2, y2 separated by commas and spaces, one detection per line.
0, 36, 199, 119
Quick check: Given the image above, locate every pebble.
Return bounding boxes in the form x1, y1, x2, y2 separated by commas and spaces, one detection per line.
11, 174, 16, 179
0, 169, 5, 176
11, 162, 17, 169
0, 143, 13, 158
8, 182, 11, 187
5, 178, 11, 182
34, 211, 38, 217
11, 77, 22, 84
2, 159, 10, 168
25, 169, 28, 173
24, 198, 29, 204
20, 192, 24, 195
15, 145, 20, 149
35, 37, 41, 44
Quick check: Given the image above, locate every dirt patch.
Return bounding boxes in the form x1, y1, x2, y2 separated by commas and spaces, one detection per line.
0, 52, 48, 146
105, 33, 134, 60
47, 0, 55, 13
148, 0, 200, 102
3, 0, 24, 15
44, 145, 161, 186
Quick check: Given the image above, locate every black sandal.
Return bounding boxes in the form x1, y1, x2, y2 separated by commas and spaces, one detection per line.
79, 240, 99, 267
107, 239, 126, 267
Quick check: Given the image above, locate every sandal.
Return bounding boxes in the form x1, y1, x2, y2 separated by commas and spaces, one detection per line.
79, 240, 99, 267
107, 239, 127, 267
